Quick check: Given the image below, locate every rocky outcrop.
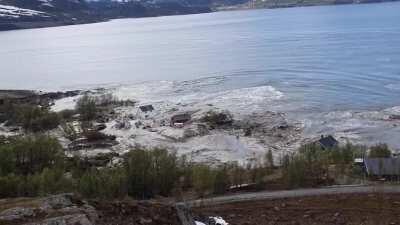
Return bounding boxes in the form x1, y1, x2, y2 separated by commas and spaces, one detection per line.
0, 194, 97, 225
176, 203, 196, 225
0, 207, 36, 221
25, 214, 93, 225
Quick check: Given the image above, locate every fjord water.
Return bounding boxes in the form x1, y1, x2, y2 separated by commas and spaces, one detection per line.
1, 2, 400, 115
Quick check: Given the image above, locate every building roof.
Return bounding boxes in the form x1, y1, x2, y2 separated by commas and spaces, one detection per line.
318, 135, 338, 149
364, 158, 400, 176
171, 113, 191, 123
139, 105, 154, 112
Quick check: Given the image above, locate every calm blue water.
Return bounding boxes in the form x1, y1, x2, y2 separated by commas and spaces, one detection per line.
1, 2, 400, 113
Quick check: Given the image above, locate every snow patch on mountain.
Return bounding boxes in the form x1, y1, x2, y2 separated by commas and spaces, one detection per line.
0, 4, 50, 18
38, 0, 54, 7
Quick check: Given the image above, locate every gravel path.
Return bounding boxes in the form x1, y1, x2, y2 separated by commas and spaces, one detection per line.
188, 185, 400, 207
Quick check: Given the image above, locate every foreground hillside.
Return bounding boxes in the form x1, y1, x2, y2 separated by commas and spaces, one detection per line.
194, 193, 400, 225
0, 193, 181, 225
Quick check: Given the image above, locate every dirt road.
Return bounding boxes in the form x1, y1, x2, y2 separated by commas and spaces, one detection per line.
188, 185, 400, 207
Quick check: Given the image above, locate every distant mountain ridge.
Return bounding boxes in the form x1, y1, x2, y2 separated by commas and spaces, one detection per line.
0, 0, 210, 30
0, 0, 399, 30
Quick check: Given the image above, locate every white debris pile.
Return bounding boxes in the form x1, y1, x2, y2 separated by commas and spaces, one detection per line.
46, 81, 302, 164
195, 217, 229, 225
211, 217, 229, 225
301, 106, 400, 151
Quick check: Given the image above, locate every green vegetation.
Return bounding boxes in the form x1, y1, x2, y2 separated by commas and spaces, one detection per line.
282, 143, 368, 188
0, 135, 63, 176
77, 167, 127, 199
0, 100, 396, 201
75, 93, 129, 122
0, 135, 68, 197
0, 134, 273, 199
124, 148, 180, 199
76, 94, 98, 121
368, 143, 392, 158
1, 103, 61, 132
0, 135, 228, 199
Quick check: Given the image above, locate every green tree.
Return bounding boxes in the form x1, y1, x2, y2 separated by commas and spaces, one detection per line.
77, 168, 127, 199
192, 164, 215, 197
124, 148, 179, 199
76, 94, 97, 121
5, 104, 61, 132
265, 149, 274, 168
213, 165, 230, 195
0, 135, 63, 176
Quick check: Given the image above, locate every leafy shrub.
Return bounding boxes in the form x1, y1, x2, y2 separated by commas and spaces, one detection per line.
59, 109, 77, 120
213, 165, 230, 195
3, 104, 61, 132
0, 174, 25, 198
78, 168, 127, 199
283, 143, 366, 188
61, 122, 80, 141
0, 135, 63, 176
369, 143, 391, 158
76, 95, 97, 121
38, 168, 73, 195
125, 148, 179, 199
192, 164, 215, 197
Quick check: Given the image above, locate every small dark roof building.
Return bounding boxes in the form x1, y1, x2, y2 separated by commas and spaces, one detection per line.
364, 158, 400, 177
171, 113, 191, 126
139, 105, 154, 113
317, 135, 339, 149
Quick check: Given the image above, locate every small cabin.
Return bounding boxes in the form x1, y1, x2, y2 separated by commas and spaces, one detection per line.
171, 113, 191, 127
317, 135, 338, 149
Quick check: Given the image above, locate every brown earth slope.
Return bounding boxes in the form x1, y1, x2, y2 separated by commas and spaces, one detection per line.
194, 193, 400, 225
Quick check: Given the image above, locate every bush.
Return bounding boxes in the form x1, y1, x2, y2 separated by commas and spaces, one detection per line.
0, 135, 63, 176
76, 95, 97, 121
124, 148, 179, 199
282, 143, 367, 188
61, 122, 80, 141
192, 164, 215, 197
4, 104, 61, 132
213, 166, 230, 195
59, 109, 77, 120
0, 174, 25, 198
38, 168, 73, 195
78, 168, 127, 199
0, 168, 73, 198
369, 143, 391, 158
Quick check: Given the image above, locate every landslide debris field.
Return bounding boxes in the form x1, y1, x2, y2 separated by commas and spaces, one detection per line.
193, 193, 400, 225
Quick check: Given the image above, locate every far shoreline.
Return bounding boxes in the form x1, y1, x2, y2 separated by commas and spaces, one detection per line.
0, 0, 398, 32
